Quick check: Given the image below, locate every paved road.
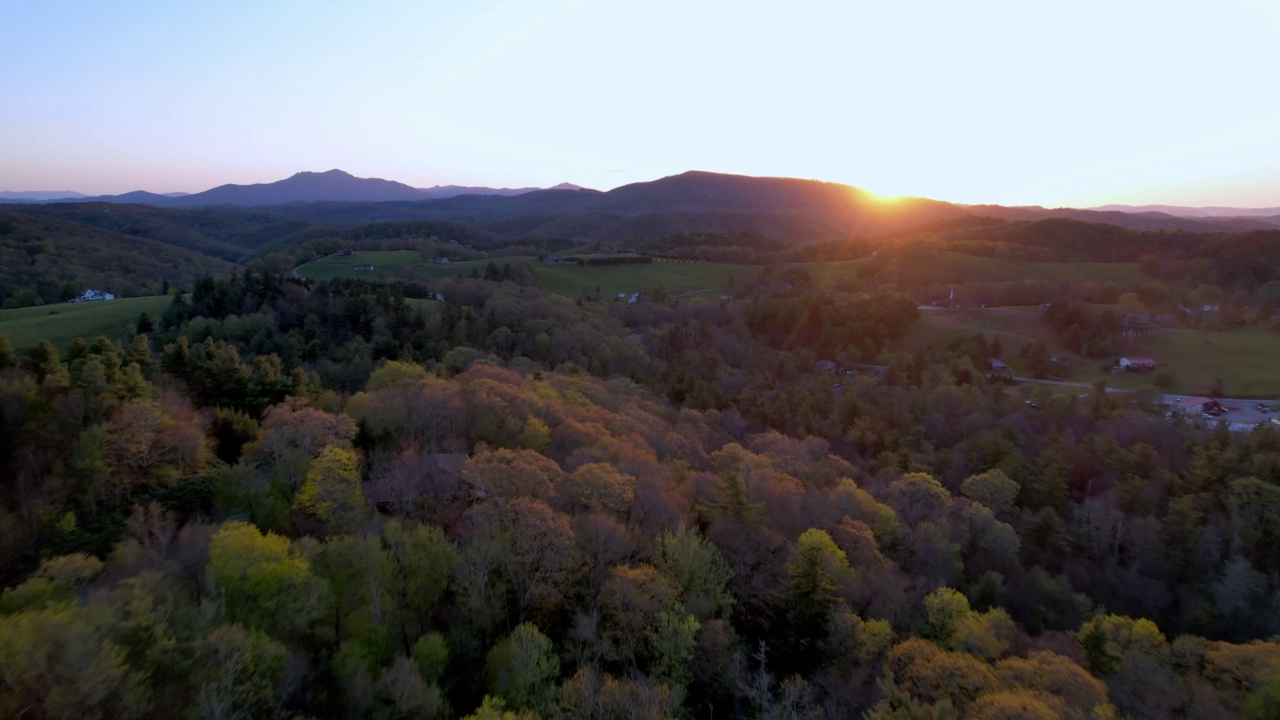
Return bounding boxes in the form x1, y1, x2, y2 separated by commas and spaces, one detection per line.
1159, 394, 1277, 425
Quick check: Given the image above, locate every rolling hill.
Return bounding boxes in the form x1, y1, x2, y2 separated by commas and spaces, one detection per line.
2, 202, 314, 260
0, 211, 235, 305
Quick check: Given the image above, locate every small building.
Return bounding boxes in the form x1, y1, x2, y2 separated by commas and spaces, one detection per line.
1123, 313, 1153, 336
817, 359, 839, 374
433, 257, 450, 264
1120, 356, 1156, 372
628, 292, 640, 305
354, 264, 374, 271
545, 253, 566, 265
986, 358, 1011, 373
72, 289, 115, 302
339, 248, 355, 257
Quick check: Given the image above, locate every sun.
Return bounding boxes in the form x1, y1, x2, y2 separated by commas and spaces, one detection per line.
863, 188, 907, 205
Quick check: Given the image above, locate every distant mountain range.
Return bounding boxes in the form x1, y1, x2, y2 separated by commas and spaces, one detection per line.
3, 169, 1279, 243
214, 170, 1280, 239
0, 190, 88, 201
0, 170, 585, 207
1091, 204, 1280, 218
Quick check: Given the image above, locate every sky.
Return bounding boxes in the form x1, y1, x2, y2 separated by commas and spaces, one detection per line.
2, 0, 1278, 207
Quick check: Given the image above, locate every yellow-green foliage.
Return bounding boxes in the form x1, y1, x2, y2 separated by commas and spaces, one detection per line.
295, 445, 368, 532
207, 521, 326, 635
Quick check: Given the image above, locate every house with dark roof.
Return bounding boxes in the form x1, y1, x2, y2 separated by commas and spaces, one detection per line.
1123, 313, 1153, 336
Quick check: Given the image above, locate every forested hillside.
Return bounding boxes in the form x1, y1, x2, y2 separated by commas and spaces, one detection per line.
0, 212, 235, 306
2, 266, 1279, 719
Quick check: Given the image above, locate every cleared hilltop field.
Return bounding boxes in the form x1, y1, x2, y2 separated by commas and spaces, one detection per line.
0, 296, 170, 349
295, 251, 504, 282
802, 251, 1149, 287
896, 307, 1280, 397
297, 251, 759, 298
536, 260, 755, 297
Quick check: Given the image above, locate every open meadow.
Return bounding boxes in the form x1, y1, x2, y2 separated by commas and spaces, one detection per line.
892, 307, 1053, 355
298, 251, 760, 298
893, 307, 1280, 398
0, 295, 170, 349
802, 251, 1149, 287
295, 251, 522, 282
1084, 326, 1280, 398
535, 260, 756, 297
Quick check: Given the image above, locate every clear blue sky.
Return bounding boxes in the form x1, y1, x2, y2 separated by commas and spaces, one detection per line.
2, 0, 1277, 207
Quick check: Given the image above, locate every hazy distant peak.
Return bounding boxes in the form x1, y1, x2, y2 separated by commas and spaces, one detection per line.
290, 169, 356, 179
1091, 204, 1280, 218
547, 182, 585, 191
0, 190, 88, 201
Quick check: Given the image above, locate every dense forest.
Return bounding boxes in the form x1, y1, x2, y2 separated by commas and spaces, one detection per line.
0, 212, 235, 306
3, 261, 1280, 719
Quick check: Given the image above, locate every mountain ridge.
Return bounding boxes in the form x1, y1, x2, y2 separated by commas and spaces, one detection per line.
1091, 204, 1280, 218
0, 170, 587, 207
6, 169, 1280, 240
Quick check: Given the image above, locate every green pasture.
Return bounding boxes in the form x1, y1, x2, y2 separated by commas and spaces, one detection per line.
892, 308, 1056, 355
0, 296, 171, 349
1075, 326, 1280, 398
534, 260, 757, 297
297, 251, 759, 298
895, 307, 1280, 397
801, 252, 1149, 288
296, 251, 529, 282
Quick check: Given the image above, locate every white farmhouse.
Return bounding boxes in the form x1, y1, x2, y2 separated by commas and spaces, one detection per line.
72, 289, 115, 302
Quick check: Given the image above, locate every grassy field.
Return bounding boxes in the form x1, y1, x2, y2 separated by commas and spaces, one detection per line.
0, 296, 170, 349
301, 250, 1148, 300
1078, 327, 1280, 398
296, 251, 527, 282
802, 252, 1149, 288
535, 260, 756, 297
893, 307, 1280, 397
298, 251, 759, 298
893, 308, 1056, 355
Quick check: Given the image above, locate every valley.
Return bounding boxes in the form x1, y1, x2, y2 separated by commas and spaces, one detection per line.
3, 169, 1280, 720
